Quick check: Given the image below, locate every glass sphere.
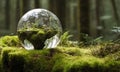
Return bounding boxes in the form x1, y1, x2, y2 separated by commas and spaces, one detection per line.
17, 9, 62, 50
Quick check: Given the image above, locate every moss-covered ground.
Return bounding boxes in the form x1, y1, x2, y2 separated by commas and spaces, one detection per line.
0, 36, 120, 72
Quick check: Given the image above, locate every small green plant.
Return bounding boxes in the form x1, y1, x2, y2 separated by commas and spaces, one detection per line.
80, 33, 103, 46
59, 31, 72, 46
60, 32, 104, 47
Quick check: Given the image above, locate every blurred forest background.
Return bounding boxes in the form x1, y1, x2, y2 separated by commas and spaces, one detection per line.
0, 0, 120, 41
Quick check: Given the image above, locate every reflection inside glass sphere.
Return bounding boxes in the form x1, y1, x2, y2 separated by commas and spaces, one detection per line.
17, 9, 62, 50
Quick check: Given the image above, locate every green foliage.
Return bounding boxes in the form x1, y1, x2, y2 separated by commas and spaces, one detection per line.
59, 31, 72, 46
80, 33, 103, 46
59, 31, 79, 47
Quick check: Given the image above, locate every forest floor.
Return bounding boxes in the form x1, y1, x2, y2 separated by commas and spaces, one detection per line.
0, 36, 120, 72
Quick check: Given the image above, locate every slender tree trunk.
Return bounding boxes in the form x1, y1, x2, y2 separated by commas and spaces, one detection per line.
5, 0, 10, 29
49, 0, 57, 15
35, 0, 40, 8
96, 0, 101, 36
111, 0, 119, 26
22, 0, 30, 14
89, 0, 98, 37
57, 0, 66, 30
80, 0, 90, 34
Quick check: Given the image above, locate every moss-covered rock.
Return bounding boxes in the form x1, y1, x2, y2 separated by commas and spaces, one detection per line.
0, 36, 120, 72
1, 48, 60, 72
1, 47, 120, 72
52, 54, 120, 72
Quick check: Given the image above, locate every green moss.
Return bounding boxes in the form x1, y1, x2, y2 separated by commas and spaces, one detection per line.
1, 48, 25, 72
0, 36, 21, 47
8, 51, 27, 72
52, 54, 120, 72
1, 48, 61, 72
0, 36, 120, 72
105, 51, 120, 61
58, 46, 92, 56
58, 47, 82, 56
92, 43, 120, 57
52, 55, 104, 72
0, 47, 120, 72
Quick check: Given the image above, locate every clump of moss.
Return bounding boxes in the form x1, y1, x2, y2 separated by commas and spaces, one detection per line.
18, 28, 57, 49
105, 51, 120, 61
0, 36, 21, 47
92, 43, 120, 57
58, 47, 85, 56
1, 47, 24, 72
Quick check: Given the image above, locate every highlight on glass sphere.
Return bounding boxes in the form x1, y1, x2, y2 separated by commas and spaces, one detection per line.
17, 9, 62, 50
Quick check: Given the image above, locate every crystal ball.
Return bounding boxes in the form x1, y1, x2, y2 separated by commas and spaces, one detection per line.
17, 9, 62, 50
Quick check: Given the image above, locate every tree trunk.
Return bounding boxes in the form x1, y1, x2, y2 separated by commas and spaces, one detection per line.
5, 0, 10, 29
80, 0, 90, 34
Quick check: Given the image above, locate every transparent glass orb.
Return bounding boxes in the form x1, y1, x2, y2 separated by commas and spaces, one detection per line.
17, 9, 62, 50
